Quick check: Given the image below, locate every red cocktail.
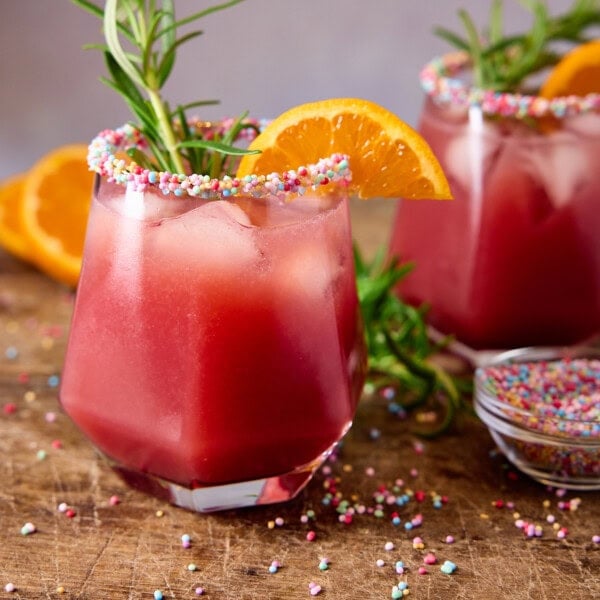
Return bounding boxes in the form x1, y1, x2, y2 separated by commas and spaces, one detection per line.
60, 132, 365, 511
390, 53, 600, 353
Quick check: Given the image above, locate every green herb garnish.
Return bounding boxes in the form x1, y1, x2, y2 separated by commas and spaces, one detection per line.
435, 0, 600, 92
354, 247, 472, 436
73, 0, 259, 176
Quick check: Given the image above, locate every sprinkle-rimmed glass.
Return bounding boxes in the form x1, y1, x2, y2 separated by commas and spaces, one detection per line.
60, 126, 366, 512
390, 52, 600, 359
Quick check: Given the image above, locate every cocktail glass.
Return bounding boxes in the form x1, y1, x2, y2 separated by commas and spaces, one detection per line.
390, 52, 600, 361
60, 125, 365, 512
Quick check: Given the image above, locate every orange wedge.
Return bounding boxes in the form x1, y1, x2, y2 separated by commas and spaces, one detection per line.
540, 39, 600, 98
0, 174, 31, 262
20, 145, 93, 287
236, 98, 452, 200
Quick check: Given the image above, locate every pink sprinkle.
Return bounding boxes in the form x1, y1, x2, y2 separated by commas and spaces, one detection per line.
51, 439, 63, 449
306, 531, 316, 542
275, 517, 284, 527
195, 587, 205, 595
309, 584, 322, 596
45, 412, 57, 423
3, 403, 17, 415
300, 515, 309, 524
4, 583, 16, 593
384, 541, 395, 551
423, 553, 437, 565
376, 559, 385, 567
17, 372, 29, 384
365, 467, 375, 477
445, 535, 455, 544
109, 495, 120, 506
592, 535, 600, 544
418, 566, 429, 575
410, 468, 419, 477
57, 502, 68, 513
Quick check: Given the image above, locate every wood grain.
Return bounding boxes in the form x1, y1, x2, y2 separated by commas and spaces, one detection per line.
1, 205, 599, 599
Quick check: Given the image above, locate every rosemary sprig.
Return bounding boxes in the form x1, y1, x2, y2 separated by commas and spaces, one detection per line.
73, 0, 259, 175
354, 246, 472, 436
435, 0, 600, 92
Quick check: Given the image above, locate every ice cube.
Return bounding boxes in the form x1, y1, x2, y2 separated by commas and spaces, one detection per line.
276, 242, 341, 301
563, 112, 600, 138
148, 200, 259, 273
518, 130, 590, 210
444, 113, 504, 193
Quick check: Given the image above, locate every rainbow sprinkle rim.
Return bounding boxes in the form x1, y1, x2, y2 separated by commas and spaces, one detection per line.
87, 122, 352, 199
420, 51, 600, 120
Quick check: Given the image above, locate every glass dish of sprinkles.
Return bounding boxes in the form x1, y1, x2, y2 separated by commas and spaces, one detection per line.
475, 346, 600, 490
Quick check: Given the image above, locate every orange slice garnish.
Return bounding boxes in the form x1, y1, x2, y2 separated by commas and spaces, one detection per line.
540, 39, 600, 98
236, 98, 451, 200
19, 145, 93, 287
0, 174, 31, 263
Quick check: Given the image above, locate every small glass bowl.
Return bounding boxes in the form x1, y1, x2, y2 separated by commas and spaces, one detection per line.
474, 346, 600, 490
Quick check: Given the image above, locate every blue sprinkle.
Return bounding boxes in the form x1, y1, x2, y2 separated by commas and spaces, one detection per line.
47, 375, 60, 388
153, 591, 164, 600
5, 347, 18, 360
441, 560, 457, 574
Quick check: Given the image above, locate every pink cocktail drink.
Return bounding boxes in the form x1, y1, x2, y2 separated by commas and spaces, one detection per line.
61, 167, 365, 510
390, 57, 600, 352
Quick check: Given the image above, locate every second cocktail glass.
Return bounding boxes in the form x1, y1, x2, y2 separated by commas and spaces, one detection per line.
390, 52, 600, 355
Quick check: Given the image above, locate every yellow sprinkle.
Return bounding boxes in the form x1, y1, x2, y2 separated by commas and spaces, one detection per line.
342, 464, 353, 473
267, 521, 275, 529
41, 337, 55, 350
480, 513, 489, 520
542, 500, 551, 508
6, 321, 19, 334
512, 512, 520, 519
155, 510, 164, 518
56, 586, 65, 594
553, 523, 561, 531
24, 391, 36, 403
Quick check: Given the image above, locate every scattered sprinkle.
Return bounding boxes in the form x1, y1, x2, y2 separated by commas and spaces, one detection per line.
4, 583, 15, 593
308, 582, 322, 596
20, 522, 36, 536
440, 560, 457, 574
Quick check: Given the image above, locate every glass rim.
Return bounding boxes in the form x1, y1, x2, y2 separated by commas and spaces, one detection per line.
420, 51, 600, 120
87, 122, 352, 200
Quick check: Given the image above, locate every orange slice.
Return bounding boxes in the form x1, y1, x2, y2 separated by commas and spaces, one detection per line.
236, 98, 451, 200
0, 174, 31, 262
20, 145, 93, 287
540, 39, 600, 98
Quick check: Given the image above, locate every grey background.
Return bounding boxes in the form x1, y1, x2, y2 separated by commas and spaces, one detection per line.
0, 0, 576, 178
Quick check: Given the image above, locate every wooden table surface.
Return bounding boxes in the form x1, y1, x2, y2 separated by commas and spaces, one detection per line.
1, 200, 599, 600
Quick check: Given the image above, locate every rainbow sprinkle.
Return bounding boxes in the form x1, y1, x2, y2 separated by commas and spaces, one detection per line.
478, 357, 600, 437
476, 354, 600, 484
420, 51, 600, 119
87, 122, 352, 198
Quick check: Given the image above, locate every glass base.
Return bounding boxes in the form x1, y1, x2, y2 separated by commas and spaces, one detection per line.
427, 325, 600, 368
105, 442, 342, 512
